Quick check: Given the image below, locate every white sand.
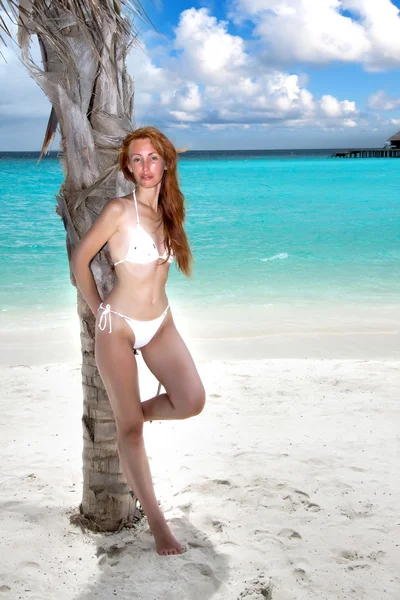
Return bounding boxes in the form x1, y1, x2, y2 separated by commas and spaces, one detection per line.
0, 341, 399, 599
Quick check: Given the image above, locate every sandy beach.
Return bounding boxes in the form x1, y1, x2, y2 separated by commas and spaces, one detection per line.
2, 0, 400, 595
0, 313, 399, 600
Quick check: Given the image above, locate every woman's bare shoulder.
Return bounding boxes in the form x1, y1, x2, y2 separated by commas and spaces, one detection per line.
102, 194, 132, 219
106, 195, 128, 210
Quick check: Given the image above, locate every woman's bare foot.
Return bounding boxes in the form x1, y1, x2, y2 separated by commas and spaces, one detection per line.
149, 516, 185, 556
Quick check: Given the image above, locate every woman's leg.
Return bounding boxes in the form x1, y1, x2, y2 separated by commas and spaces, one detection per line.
140, 312, 206, 422
95, 320, 184, 555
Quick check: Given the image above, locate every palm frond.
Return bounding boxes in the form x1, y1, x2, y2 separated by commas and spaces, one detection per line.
39, 105, 58, 160
0, 0, 18, 25
0, 11, 11, 36
0, 1, 151, 164
0, 0, 153, 49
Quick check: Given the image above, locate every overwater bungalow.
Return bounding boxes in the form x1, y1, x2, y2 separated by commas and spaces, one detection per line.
388, 131, 400, 149
332, 131, 400, 158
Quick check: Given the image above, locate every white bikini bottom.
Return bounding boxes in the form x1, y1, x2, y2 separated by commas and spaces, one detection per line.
98, 303, 169, 349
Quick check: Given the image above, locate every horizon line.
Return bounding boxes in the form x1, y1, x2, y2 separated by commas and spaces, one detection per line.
0, 146, 386, 153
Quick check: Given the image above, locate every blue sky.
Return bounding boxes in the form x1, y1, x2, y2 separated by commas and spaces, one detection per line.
1, 0, 400, 150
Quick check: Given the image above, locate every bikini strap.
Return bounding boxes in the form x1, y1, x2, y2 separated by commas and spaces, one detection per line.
133, 188, 140, 224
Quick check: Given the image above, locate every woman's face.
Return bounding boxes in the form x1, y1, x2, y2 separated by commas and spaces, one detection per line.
128, 137, 166, 188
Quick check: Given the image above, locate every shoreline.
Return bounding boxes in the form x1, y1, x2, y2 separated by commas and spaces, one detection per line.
1, 302, 399, 365
1, 326, 399, 366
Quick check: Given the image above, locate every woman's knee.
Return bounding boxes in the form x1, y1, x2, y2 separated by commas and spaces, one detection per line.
182, 384, 206, 419
116, 420, 144, 447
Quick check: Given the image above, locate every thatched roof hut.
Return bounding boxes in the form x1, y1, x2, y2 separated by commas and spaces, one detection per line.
388, 131, 400, 149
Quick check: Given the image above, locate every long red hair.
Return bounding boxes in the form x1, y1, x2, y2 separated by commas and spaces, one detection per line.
119, 126, 192, 277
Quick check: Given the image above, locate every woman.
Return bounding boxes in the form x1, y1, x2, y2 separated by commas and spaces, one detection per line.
71, 126, 205, 556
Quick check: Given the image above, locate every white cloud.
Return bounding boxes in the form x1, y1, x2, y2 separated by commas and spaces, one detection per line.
174, 8, 248, 84
161, 82, 202, 114
342, 118, 357, 127
368, 90, 400, 111
319, 95, 357, 118
127, 9, 359, 133
176, 83, 202, 112
204, 123, 250, 130
233, 0, 400, 70
0, 6, 366, 149
169, 110, 200, 122
320, 95, 343, 118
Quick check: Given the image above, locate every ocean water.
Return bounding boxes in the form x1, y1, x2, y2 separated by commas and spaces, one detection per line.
1, 150, 400, 334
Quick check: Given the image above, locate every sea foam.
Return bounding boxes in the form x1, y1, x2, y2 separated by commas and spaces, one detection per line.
261, 252, 289, 262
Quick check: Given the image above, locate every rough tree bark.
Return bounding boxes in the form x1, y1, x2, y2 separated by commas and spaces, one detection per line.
2, 0, 148, 530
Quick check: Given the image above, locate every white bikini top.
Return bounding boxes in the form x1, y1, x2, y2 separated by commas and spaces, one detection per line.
114, 189, 174, 267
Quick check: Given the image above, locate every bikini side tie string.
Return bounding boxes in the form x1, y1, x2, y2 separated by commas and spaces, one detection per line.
98, 303, 112, 333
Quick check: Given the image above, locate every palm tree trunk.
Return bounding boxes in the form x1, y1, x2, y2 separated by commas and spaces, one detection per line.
14, 0, 143, 530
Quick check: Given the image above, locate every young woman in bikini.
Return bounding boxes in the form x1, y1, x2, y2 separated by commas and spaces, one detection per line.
71, 126, 205, 556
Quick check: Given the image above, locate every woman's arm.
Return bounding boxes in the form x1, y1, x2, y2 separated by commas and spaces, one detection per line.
70, 198, 125, 315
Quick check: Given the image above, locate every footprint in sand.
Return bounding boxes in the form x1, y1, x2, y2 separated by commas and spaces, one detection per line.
238, 575, 273, 599
211, 519, 225, 533
368, 550, 386, 562
19, 561, 41, 573
347, 563, 372, 571
338, 550, 360, 561
97, 543, 135, 566
180, 478, 233, 497
247, 530, 287, 551
214, 479, 231, 486
340, 503, 373, 519
278, 529, 302, 543
282, 489, 321, 513
337, 550, 373, 571
293, 566, 311, 586
305, 502, 321, 512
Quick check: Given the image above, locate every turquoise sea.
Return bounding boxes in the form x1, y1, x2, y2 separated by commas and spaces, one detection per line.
1, 150, 400, 336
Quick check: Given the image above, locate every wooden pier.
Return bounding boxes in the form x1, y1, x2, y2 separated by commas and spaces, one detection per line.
332, 130, 400, 158
332, 147, 400, 158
